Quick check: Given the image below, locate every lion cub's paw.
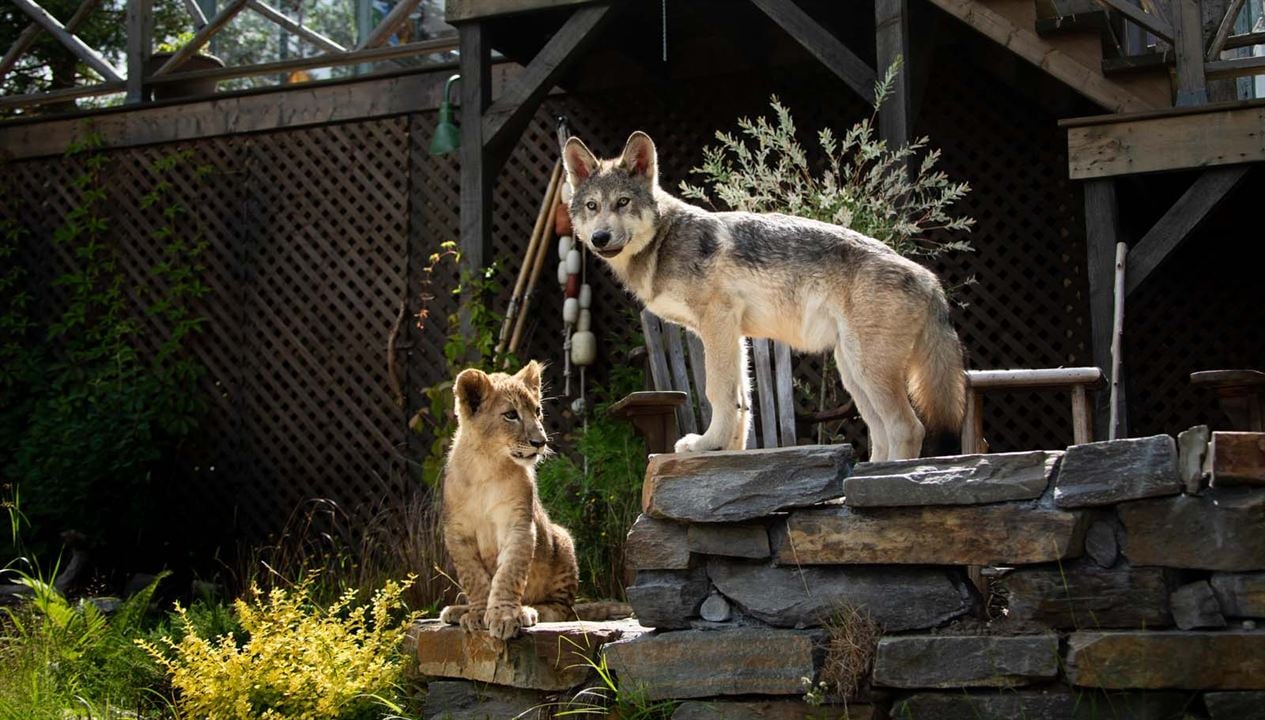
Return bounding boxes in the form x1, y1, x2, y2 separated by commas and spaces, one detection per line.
674, 433, 722, 453
447, 604, 487, 632
484, 604, 538, 640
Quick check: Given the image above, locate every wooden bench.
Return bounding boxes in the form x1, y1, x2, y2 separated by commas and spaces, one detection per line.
961, 367, 1105, 453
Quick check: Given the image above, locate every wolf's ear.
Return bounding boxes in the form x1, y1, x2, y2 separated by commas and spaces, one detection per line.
563, 137, 598, 188
620, 131, 657, 183
514, 360, 543, 395
455, 368, 494, 415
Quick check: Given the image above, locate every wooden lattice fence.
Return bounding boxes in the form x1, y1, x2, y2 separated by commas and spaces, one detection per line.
2, 53, 1259, 541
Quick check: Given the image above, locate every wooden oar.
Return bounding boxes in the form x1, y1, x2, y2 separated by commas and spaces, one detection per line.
497, 160, 561, 357
507, 170, 563, 356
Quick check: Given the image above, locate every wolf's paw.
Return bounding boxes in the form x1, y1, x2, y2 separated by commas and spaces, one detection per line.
674, 433, 721, 453
484, 604, 537, 640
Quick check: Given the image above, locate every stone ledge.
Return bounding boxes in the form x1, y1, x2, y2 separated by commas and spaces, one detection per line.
413, 619, 648, 691
873, 634, 1059, 688
1000, 562, 1171, 629
843, 450, 1058, 507
1054, 434, 1180, 508
1120, 491, 1265, 571
642, 445, 853, 523
1065, 630, 1265, 689
604, 627, 821, 700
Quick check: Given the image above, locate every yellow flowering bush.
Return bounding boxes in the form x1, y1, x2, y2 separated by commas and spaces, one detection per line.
139, 576, 419, 720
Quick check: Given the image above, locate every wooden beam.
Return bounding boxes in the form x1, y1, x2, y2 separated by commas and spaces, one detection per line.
750, 0, 876, 104
1206, 0, 1246, 59
925, 0, 1156, 112
248, 0, 346, 54
125, 0, 152, 103
966, 367, 1104, 390
1206, 54, 1265, 80
480, 4, 614, 158
356, 0, 423, 50
1172, 0, 1208, 106
181, 0, 208, 28
459, 22, 493, 271
1209, 432, 1265, 486
0, 0, 100, 83
1094, 0, 1174, 40
875, 0, 911, 156
446, 0, 597, 23
9, 0, 123, 82
151, 0, 249, 77
0, 80, 124, 112
1065, 103, 1265, 178
1125, 166, 1250, 296
1084, 179, 1121, 440
1223, 30, 1265, 51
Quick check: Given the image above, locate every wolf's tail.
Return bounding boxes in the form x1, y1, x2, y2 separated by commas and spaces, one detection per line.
907, 294, 966, 434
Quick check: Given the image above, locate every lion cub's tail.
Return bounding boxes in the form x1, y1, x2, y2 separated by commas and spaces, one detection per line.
572, 601, 635, 622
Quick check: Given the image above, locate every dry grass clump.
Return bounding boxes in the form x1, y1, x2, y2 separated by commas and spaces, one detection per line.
820, 604, 883, 700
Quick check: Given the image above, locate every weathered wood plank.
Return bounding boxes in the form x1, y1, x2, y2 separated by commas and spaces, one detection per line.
1223, 30, 1265, 51
1126, 166, 1250, 296
1210, 432, 1265, 486
685, 332, 711, 427
750, 0, 876, 104
481, 4, 614, 157
459, 21, 493, 271
248, 0, 346, 53
1084, 180, 1120, 440
1172, 0, 1208, 105
1094, 0, 1174, 40
876, 0, 911, 177
10, 0, 123, 81
151, 0, 248, 77
752, 338, 778, 449
967, 367, 1103, 389
1206, 54, 1265, 80
663, 324, 697, 436
640, 311, 674, 398
125, 0, 152, 103
446, 0, 598, 23
774, 340, 796, 446
925, 0, 1156, 112
1067, 104, 1265, 178
1206, 0, 1247, 60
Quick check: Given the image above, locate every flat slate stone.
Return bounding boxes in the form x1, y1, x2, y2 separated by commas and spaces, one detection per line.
421, 680, 546, 720
625, 514, 691, 571
1178, 425, 1211, 494
642, 445, 853, 523
774, 503, 1085, 566
1206, 691, 1265, 720
1170, 581, 1226, 630
873, 634, 1058, 688
708, 560, 972, 631
625, 569, 709, 630
1066, 631, 1265, 689
672, 700, 874, 719
1084, 518, 1120, 568
1211, 572, 1265, 617
1054, 434, 1180, 508
604, 627, 820, 700
892, 690, 1193, 720
1000, 562, 1171, 629
413, 619, 647, 691
687, 523, 770, 559
843, 450, 1058, 507
1119, 491, 1265, 571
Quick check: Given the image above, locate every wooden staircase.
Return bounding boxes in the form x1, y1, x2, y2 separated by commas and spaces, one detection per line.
927, 0, 1173, 112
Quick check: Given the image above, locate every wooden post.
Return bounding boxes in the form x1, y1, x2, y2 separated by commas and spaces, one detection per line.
961, 386, 984, 454
1084, 180, 1121, 440
457, 21, 492, 272
1173, 0, 1209, 106
1070, 384, 1093, 445
1108, 241, 1128, 440
875, 0, 911, 171
125, 0, 153, 103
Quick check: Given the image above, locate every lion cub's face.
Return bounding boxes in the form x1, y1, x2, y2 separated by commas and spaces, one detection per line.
454, 361, 549, 467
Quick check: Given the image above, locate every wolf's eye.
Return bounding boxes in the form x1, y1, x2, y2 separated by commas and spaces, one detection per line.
585, 200, 598, 211
617, 197, 630, 208
503, 410, 519, 421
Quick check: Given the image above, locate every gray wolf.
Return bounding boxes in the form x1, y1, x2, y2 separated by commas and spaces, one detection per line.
562, 132, 965, 461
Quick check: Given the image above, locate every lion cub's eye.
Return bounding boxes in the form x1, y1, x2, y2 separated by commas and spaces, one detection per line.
585, 200, 598, 211
503, 410, 519, 422
616, 197, 630, 208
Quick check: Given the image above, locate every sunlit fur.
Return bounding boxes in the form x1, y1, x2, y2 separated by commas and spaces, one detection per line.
563, 132, 966, 461
438, 361, 580, 640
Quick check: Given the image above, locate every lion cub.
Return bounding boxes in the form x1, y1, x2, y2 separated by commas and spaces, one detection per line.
438, 361, 580, 640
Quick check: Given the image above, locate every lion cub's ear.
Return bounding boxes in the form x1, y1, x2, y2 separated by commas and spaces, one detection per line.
514, 360, 543, 396
455, 368, 494, 415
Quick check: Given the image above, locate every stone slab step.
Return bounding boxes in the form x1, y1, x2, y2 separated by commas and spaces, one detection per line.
412, 618, 647, 691
774, 502, 1086, 565
873, 634, 1059, 688
643, 445, 853, 523
1066, 631, 1265, 689
1120, 491, 1265, 571
843, 450, 1059, 507
604, 627, 821, 700
1054, 434, 1180, 508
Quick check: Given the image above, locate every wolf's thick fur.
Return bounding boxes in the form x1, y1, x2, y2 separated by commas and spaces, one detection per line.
563, 132, 966, 461
438, 362, 580, 639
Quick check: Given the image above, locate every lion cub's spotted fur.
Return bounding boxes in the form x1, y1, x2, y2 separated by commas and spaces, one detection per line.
438, 361, 580, 640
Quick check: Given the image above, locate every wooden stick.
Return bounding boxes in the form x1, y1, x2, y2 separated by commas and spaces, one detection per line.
1108, 241, 1127, 440
247, 0, 346, 54
508, 171, 562, 355
497, 160, 560, 356
1206, 0, 1247, 60
9, 0, 122, 81
0, 0, 100, 83
181, 0, 208, 28
151, 0, 248, 77
356, 0, 423, 50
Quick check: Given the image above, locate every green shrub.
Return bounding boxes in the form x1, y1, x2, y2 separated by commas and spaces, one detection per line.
141, 576, 420, 720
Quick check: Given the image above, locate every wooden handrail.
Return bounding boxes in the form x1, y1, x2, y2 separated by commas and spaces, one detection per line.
966, 367, 1104, 390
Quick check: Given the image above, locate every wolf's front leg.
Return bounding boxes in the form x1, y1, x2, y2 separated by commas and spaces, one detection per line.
484, 519, 538, 640
676, 325, 747, 453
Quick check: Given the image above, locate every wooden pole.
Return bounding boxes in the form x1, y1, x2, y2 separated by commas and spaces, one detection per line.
1108, 241, 1128, 440
1085, 179, 1121, 440
0, 0, 100, 83
497, 160, 561, 356
125, 0, 153, 103
151, 0, 248, 77
247, 0, 346, 54
507, 174, 561, 355
9, 0, 123, 81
